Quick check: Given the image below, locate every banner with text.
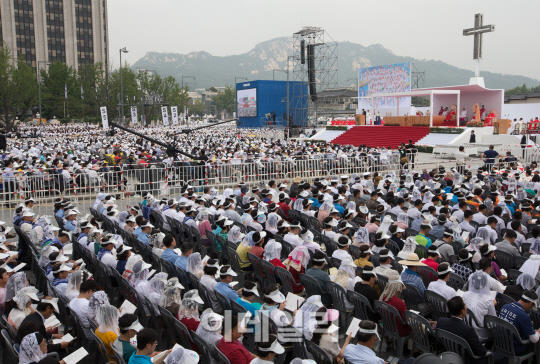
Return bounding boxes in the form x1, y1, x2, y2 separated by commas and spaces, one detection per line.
100, 107, 108, 129
161, 106, 169, 125
131, 106, 138, 124
171, 106, 178, 124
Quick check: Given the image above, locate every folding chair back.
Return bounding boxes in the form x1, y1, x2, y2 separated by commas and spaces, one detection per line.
260, 260, 278, 287
404, 310, 436, 354
347, 290, 377, 321
424, 290, 449, 320
305, 340, 333, 364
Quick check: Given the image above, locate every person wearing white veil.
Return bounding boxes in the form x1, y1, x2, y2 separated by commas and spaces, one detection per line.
146, 273, 168, 315
65, 269, 88, 301
266, 214, 281, 235
517, 188, 527, 201
292, 295, 325, 340
186, 252, 204, 279
131, 260, 152, 291
520, 241, 540, 288
95, 304, 120, 360
397, 236, 418, 260
19, 332, 47, 364
264, 239, 285, 268
377, 215, 393, 235
477, 225, 496, 244
505, 273, 535, 301
332, 257, 356, 311
8, 287, 39, 329
227, 225, 244, 245
195, 309, 223, 364
395, 212, 409, 229
466, 237, 484, 263
317, 200, 334, 224
164, 346, 200, 364
150, 232, 166, 258
462, 271, 496, 329
122, 253, 142, 282
352, 227, 369, 247
299, 229, 322, 253
88, 291, 110, 324
179, 290, 205, 347
37, 245, 59, 269
4, 272, 29, 304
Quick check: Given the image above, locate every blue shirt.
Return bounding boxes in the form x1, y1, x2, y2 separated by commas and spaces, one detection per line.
138, 233, 150, 245
128, 354, 153, 364
162, 248, 179, 265
499, 302, 536, 354
236, 297, 259, 332
133, 227, 142, 236
55, 209, 64, 218
334, 203, 345, 215
483, 149, 499, 164
401, 268, 426, 301
64, 220, 76, 232
343, 344, 385, 364
174, 255, 188, 271
215, 282, 238, 302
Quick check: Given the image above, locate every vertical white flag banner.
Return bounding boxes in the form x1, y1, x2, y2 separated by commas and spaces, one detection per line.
100, 107, 108, 129
161, 106, 169, 125
171, 106, 178, 125
131, 106, 138, 124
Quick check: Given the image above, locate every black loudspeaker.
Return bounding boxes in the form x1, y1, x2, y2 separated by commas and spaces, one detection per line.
307, 44, 317, 102
300, 40, 305, 65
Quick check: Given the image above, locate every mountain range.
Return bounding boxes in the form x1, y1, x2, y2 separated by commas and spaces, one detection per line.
132, 36, 540, 91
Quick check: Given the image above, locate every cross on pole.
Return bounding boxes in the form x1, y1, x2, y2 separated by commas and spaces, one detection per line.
463, 13, 495, 77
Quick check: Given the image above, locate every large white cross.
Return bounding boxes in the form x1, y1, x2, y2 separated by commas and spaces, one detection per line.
463, 13, 495, 77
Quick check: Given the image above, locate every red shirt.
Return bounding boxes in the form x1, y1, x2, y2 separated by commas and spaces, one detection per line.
421, 258, 439, 272
270, 258, 286, 269
217, 337, 253, 364
385, 296, 412, 336
277, 202, 291, 220
180, 317, 200, 351
249, 245, 264, 259
288, 265, 305, 294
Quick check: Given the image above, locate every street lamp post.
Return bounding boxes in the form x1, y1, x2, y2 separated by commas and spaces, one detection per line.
119, 47, 129, 121
37, 61, 50, 122
234, 77, 247, 117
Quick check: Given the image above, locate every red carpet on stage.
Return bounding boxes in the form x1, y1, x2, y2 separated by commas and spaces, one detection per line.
330, 126, 430, 148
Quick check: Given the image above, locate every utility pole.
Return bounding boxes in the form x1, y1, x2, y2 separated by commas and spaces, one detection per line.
37, 61, 50, 123
119, 47, 129, 121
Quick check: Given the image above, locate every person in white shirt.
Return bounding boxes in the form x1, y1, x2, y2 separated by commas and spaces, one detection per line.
407, 200, 423, 220
321, 217, 337, 240
454, 146, 467, 174
284, 221, 304, 247
332, 236, 353, 261
98, 239, 118, 270
427, 263, 457, 301
162, 199, 180, 231
472, 205, 488, 225
459, 210, 477, 235
462, 270, 496, 329
69, 280, 99, 340
451, 201, 467, 223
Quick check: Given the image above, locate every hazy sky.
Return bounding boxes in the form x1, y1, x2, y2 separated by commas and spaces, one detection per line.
109, 0, 540, 81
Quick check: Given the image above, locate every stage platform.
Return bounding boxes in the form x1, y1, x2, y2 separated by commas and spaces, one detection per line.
330, 126, 430, 148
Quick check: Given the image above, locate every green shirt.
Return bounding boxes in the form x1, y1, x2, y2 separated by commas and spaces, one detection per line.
112, 337, 137, 363
415, 234, 432, 248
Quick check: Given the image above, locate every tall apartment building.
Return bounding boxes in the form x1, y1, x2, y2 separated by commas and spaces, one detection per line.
0, 0, 109, 72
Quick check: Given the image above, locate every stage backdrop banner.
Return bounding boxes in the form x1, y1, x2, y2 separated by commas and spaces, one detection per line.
100, 107, 108, 129
171, 106, 178, 124
358, 62, 411, 111
131, 106, 138, 124
161, 106, 169, 125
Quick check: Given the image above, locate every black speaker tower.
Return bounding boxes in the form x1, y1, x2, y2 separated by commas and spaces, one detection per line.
300, 40, 305, 65
307, 44, 317, 102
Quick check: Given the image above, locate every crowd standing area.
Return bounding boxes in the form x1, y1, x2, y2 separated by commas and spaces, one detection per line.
3, 123, 540, 364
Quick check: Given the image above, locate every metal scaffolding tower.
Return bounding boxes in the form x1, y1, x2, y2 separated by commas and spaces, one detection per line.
291, 27, 338, 127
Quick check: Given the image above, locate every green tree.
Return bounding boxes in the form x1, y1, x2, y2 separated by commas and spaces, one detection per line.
207, 86, 218, 92
40, 61, 79, 120
189, 99, 206, 116
211, 85, 236, 116
0, 43, 38, 131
